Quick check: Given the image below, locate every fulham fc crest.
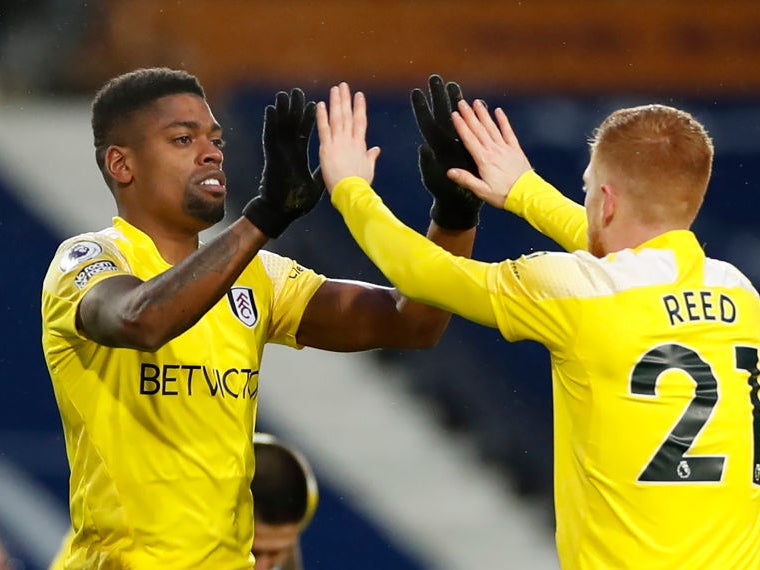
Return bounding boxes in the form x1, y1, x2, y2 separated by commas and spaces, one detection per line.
227, 286, 258, 327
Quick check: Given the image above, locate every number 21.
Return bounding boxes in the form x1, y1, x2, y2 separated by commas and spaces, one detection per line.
629, 344, 760, 485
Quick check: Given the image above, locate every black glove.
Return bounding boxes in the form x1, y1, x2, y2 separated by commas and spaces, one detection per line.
411, 74, 483, 230
243, 88, 324, 238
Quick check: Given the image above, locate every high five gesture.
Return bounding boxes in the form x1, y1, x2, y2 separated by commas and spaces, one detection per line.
316, 82, 381, 191
447, 99, 533, 209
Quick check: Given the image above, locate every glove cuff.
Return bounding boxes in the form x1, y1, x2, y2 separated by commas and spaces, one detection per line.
430, 199, 480, 230
242, 195, 292, 238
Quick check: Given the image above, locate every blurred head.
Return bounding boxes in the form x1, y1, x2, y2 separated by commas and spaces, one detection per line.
252, 433, 319, 570
91, 67, 226, 231
583, 104, 714, 256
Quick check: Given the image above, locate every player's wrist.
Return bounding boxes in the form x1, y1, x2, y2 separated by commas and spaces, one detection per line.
242, 195, 293, 239
504, 169, 540, 212
430, 196, 480, 230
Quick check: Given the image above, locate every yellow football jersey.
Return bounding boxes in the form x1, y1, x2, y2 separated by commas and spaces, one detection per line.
332, 175, 760, 570
42, 217, 325, 570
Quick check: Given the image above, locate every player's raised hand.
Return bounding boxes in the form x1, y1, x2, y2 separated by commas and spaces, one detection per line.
316, 82, 381, 192
243, 88, 324, 238
411, 74, 483, 230
448, 99, 532, 209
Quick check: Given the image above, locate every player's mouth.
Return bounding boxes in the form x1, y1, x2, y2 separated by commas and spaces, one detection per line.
198, 173, 227, 196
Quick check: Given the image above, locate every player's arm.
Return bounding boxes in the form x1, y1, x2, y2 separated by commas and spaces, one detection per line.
78, 219, 266, 351
298, 80, 480, 351
297, 221, 476, 351
80, 89, 324, 351
448, 99, 588, 252
310, 83, 497, 336
505, 170, 588, 252
333, 178, 495, 325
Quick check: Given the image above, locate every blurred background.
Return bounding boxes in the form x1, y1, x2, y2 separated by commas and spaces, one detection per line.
1, 1, 760, 568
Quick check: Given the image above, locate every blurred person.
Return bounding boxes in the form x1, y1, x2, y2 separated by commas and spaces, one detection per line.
40, 67, 477, 569
316, 82, 760, 569
50, 432, 318, 570
250, 433, 318, 570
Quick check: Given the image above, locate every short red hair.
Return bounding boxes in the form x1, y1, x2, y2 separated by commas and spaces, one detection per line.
590, 104, 714, 226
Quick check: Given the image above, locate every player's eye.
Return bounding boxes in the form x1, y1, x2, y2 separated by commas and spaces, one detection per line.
174, 135, 192, 145
212, 138, 226, 149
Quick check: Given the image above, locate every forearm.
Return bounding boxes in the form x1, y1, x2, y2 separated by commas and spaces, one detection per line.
331, 177, 497, 327
80, 217, 268, 350
391, 221, 476, 341
505, 170, 588, 252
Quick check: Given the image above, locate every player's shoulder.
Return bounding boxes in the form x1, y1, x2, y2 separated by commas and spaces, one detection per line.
507, 250, 613, 299
255, 249, 312, 280
249, 249, 325, 308
515, 248, 600, 277
52, 226, 126, 268
704, 256, 759, 297
54, 227, 119, 263
45, 226, 131, 294
512, 248, 677, 299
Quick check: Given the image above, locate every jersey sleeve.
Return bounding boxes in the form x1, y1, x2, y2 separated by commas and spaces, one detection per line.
258, 250, 327, 348
331, 177, 500, 327
489, 252, 584, 353
505, 170, 588, 252
41, 233, 132, 343
331, 177, 581, 352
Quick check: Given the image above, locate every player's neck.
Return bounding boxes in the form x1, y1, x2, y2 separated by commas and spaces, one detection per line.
604, 220, 683, 254
150, 230, 201, 265
124, 215, 202, 265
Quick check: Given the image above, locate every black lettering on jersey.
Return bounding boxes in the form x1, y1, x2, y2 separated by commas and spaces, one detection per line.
244, 371, 258, 399
508, 260, 521, 280
161, 364, 180, 395
197, 365, 258, 398
184, 365, 200, 396
140, 363, 161, 394
203, 367, 224, 397
205, 367, 259, 399
222, 369, 240, 398
288, 264, 305, 279
74, 260, 119, 289
141, 363, 202, 396
662, 290, 737, 326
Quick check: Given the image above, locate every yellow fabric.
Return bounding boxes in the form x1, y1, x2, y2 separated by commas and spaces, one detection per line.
42, 217, 325, 570
332, 177, 497, 327
505, 169, 588, 252
332, 175, 760, 570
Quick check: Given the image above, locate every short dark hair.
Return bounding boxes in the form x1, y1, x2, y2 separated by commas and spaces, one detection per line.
91, 67, 206, 186
252, 433, 319, 527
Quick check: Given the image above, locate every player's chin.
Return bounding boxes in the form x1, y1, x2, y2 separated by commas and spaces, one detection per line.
199, 182, 227, 199
186, 195, 226, 225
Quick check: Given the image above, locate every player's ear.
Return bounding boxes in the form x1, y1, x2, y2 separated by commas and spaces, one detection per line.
600, 184, 616, 226
105, 145, 133, 185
